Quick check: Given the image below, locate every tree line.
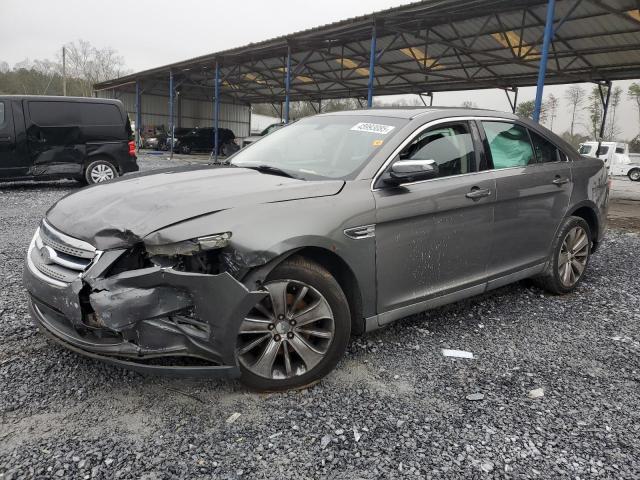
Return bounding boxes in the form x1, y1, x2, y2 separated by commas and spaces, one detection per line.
0, 40, 128, 97
515, 84, 640, 150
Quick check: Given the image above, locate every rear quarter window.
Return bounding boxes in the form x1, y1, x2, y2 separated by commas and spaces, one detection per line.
28, 101, 123, 127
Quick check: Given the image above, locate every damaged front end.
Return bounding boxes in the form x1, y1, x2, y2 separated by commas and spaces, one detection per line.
24, 220, 266, 376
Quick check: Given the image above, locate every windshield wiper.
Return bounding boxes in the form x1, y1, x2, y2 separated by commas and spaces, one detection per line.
241, 164, 302, 179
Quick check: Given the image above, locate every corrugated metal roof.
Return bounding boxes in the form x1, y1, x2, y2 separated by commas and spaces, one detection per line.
95, 0, 640, 103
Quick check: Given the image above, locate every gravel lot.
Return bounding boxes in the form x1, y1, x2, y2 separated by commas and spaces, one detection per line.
1, 157, 639, 479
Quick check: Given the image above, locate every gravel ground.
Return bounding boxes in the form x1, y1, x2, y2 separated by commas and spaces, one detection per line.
1, 157, 639, 479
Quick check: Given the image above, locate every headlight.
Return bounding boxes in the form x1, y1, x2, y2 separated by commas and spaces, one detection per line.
145, 232, 232, 256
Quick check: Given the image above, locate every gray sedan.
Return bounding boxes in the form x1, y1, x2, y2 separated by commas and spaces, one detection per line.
24, 108, 608, 391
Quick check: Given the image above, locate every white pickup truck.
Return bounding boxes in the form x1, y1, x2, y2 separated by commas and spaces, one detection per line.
579, 141, 640, 181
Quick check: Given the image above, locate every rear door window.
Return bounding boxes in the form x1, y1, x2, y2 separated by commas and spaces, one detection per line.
482, 121, 535, 169
529, 130, 559, 163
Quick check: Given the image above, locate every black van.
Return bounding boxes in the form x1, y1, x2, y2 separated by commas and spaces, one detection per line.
0, 96, 139, 184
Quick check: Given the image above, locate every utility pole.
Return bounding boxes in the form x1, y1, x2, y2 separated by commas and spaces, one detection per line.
62, 46, 67, 96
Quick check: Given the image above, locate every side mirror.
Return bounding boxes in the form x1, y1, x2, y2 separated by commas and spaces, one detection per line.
383, 158, 439, 186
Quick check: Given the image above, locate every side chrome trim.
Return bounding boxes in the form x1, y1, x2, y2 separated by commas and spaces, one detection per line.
344, 225, 376, 240
370, 115, 523, 192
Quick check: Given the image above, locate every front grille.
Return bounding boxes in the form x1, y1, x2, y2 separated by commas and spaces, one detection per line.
28, 221, 99, 285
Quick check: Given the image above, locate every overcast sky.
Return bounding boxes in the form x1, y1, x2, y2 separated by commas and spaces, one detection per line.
1, 0, 639, 139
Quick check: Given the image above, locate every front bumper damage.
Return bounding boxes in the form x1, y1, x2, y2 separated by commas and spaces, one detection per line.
24, 236, 266, 377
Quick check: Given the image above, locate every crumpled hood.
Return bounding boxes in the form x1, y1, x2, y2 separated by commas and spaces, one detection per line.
46, 165, 344, 249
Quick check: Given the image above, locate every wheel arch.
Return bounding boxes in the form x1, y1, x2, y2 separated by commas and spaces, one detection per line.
567, 202, 600, 251
242, 246, 365, 336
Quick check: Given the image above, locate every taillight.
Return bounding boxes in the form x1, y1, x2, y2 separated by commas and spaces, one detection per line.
128, 140, 136, 156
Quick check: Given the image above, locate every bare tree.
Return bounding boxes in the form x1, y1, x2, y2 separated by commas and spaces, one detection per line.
59, 40, 127, 96
586, 87, 603, 140
461, 100, 477, 108
606, 86, 623, 141
546, 93, 559, 132
564, 85, 584, 136
629, 83, 640, 136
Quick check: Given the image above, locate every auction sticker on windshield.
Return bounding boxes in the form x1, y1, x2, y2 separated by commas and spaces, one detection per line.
350, 123, 396, 135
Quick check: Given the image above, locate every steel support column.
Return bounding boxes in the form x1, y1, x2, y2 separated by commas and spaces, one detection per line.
169, 71, 174, 158
214, 61, 220, 162
135, 80, 141, 148
533, 0, 556, 122
284, 45, 292, 124
367, 25, 377, 108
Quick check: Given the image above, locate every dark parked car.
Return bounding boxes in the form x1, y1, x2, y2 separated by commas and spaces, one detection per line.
144, 128, 192, 150
0, 96, 138, 184
24, 108, 608, 390
172, 127, 237, 155
240, 122, 284, 148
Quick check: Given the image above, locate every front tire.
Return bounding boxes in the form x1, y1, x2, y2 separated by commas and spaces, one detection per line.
534, 216, 591, 295
628, 168, 640, 182
237, 256, 351, 391
84, 160, 119, 185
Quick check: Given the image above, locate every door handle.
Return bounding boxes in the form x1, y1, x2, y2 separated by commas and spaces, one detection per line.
0, 136, 11, 142
465, 188, 491, 199
552, 177, 570, 185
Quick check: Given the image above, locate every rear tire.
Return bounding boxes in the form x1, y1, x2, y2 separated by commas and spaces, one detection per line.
84, 160, 119, 185
237, 256, 351, 391
533, 216, 591, 295
628, 168, 640, 182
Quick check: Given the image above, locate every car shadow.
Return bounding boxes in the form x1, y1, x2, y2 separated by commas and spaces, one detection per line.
0, 180, 79, 191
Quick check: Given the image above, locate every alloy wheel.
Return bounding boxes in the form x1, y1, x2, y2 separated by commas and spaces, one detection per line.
237, 280, 335, 380
90, 164, 115, 183
558, 226, 589, 287
630, 170, 640, 181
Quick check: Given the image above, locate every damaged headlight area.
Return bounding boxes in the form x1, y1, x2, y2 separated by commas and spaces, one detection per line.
140, 232, 240, 277
145, 232, 232, 256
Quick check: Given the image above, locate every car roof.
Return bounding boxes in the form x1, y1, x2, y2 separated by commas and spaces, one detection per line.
0, 95, 122, 105
317, 106, 520, 121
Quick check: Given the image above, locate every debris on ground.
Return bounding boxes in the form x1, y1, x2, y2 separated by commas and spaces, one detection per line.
528, 388, 545, 399
466, 393, 485, 401
225, 412, 241, 424
442, 348, 474, 359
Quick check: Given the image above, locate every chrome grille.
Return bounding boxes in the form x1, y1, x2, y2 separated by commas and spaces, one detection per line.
27, 221, 99, 286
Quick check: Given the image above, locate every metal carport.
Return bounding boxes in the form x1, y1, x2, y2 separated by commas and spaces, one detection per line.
94, 0, 640, 157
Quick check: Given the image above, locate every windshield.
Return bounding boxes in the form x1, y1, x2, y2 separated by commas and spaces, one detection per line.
579, 145, 593, 155
230, 115, 407, 180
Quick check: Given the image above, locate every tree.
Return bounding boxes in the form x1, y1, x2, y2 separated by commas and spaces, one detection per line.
629, 83, 640, 136
586, 86, 604, 140
564, 85, 584, 136
461, 100, 477, 109
516, 100, 535, 119
561, 131, 590, 149
607, 86, 623, 141
546, 93, 559, 131
0, 40, 128, 97
60, 40, 128, 97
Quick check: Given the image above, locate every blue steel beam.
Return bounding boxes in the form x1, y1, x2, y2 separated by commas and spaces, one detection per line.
214, 61, 220, 162
284, 46, 292, 124
367, 25, 377, 108
533, 0, 556, 122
